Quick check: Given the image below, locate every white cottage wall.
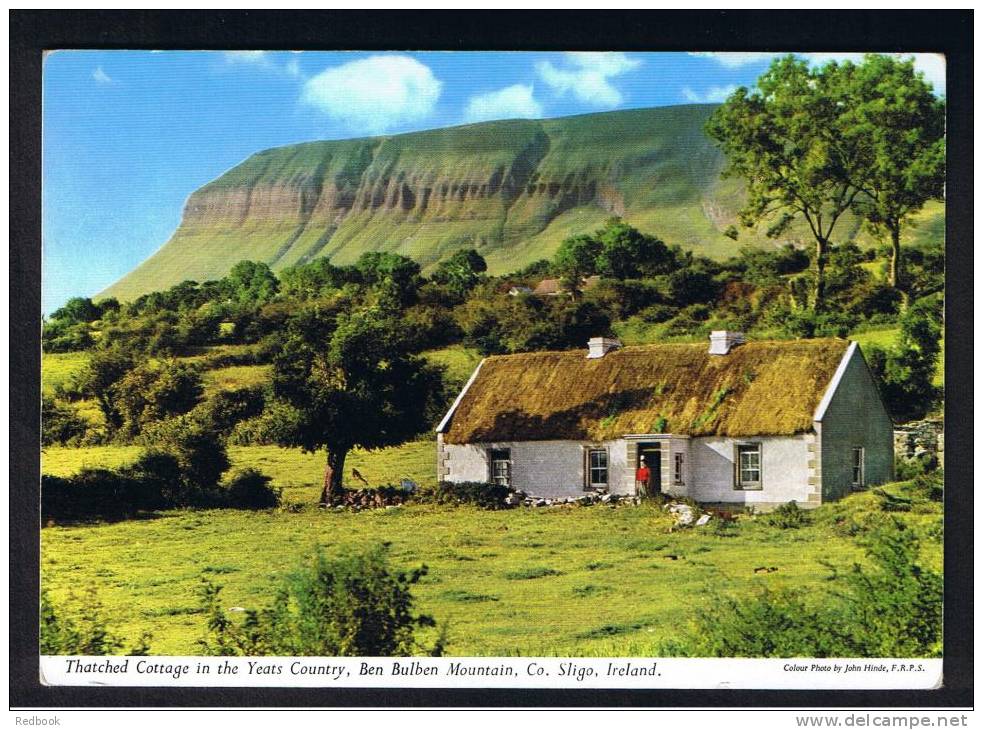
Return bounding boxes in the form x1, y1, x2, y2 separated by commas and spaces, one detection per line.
688, 434, 814, 508
442, 439, 630, 497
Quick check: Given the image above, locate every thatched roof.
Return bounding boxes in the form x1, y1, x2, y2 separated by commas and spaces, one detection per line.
440, 339, 851, 444
532, 275, 601, 296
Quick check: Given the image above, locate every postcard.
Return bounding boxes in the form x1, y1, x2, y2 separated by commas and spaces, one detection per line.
37, 45, 948, 695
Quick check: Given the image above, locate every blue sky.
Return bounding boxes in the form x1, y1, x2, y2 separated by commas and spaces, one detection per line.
42, 50, 945, 313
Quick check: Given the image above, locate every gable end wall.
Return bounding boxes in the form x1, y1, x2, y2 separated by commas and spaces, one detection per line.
819, 347, 895, 500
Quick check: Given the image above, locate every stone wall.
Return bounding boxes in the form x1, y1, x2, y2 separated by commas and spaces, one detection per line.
894, 419, 944, 467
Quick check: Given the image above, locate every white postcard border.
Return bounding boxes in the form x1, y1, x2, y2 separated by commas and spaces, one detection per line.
40, 656, 943, 691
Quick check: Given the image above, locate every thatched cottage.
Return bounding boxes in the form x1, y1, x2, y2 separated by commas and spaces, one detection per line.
436, 332, 894, 510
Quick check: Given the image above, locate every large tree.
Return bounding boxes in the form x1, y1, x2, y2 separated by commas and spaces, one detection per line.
224, 260, 279, 305
271, 306, 443, 504
430, 248, 487, 299
706, 56, 868, 310
553, 234, 600, 298
594, 218, 675, 279
838, 55, 945, 291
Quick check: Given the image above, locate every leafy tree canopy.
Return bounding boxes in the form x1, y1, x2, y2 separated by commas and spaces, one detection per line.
270, 305, 443, 501
430, 248, 488, 298
839, 54, 946, 289
706, 56, 869, 309
225, 260, 279, 305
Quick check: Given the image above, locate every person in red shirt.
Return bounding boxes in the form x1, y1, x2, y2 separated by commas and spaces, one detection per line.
635, 457, 651, 498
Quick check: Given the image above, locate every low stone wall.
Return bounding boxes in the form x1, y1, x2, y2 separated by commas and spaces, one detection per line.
894, 419, 944, 467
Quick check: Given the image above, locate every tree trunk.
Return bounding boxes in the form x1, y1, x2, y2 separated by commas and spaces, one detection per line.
319, 448, 348, 505
812, 238, 828, 312
888, 225, 901, 290
887, 224, 912, 312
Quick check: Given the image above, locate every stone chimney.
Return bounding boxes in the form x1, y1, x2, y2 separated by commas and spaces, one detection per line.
708, 330, 746, 355
587, 336, 622, 359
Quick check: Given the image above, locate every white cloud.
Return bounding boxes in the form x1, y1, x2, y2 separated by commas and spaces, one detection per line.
301, 55, 441, 134
691, 51, 945, 93
223, 51, 272, 67
221, 51, 305, 79
537, 52, 641, 107
688, 52, 776, 68
92, 66, 114, 84
464, 84, 543, 123
682, 84, 738, 103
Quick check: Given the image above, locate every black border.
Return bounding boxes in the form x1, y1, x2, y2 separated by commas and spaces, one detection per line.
10, 9, 973, 709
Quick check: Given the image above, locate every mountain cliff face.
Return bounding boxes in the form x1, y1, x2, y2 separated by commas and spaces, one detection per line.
101, 105, 943, 301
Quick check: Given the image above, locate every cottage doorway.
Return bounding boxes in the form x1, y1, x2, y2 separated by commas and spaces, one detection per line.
636, 443, 661, 495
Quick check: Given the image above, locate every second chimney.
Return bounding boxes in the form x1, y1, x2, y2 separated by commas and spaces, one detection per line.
587, 336, 622, 359
708, 330, 746, 355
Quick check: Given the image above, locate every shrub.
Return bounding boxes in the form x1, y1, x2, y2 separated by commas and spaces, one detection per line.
42, 469, 140, 522
637, 303, 679, 324
113, 361, 204, 437
229, 400, 304, 446
774, 308, 856, 339
827, 520, 943, 657
895, 453, 939, 481
865, 296, 943, 421
433, 481, 512, 509
222, 468, 281, 509
662, 304, 712, 337
910, 471, 944, 503
504, 566, 561, 580
711, 517, 739, 537
141, 415, 230, 489
194, 386, 266, 438
41, 587, 150, 655
198, 545, 443, 656
765, 501, 809, 529
126, 450, 191, 508
41, 396, 89, 446
41, 441, 273, 521
675, 520, 941, 657
42, 319, 95, 352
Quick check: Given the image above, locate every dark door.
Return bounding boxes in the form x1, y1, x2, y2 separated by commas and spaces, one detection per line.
637, 443, 661, 495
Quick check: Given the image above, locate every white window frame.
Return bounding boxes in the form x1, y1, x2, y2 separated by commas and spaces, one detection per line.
735, 442, 762, 490
851, 447, 865, 488
587, 448, 609, 488
673, 452, 685, 485
489, 449, 511, 487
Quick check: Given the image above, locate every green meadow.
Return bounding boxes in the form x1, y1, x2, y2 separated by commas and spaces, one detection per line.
42, 441, 941, 656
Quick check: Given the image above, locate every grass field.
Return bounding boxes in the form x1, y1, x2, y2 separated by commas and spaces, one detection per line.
43, 441, 437, 503
200, 364, 271, 395
422, 346, 482, 384
41, 352, 90, 396
41, 441, 941, 656
850, 327, 900, 351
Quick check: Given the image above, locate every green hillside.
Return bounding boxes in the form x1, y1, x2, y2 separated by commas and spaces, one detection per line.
102, 105, 945, 301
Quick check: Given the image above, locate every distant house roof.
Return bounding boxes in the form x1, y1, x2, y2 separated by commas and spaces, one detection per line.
532, 275, 601, 296
439, 339, 852, 444
532, 278, 563, 295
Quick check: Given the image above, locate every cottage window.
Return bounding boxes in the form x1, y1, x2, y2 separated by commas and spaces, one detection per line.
852, 447, 865, 488
489, 449, 511, 487
673, 453, 685, 485
735, 443, 762, 489
588, 449, 608, 487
